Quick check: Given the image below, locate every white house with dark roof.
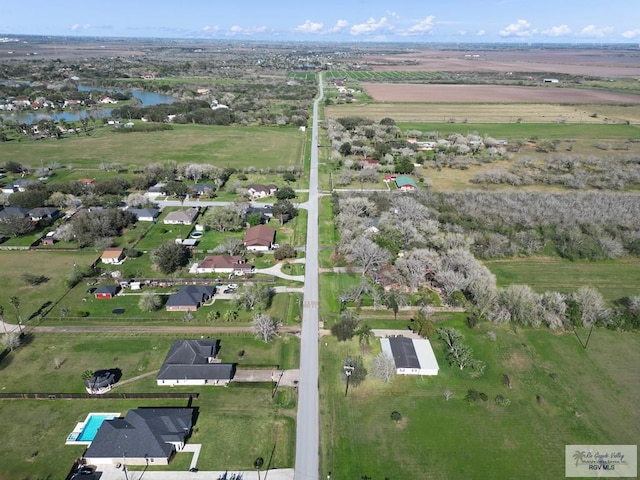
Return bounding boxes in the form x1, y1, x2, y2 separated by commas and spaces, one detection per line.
246, 183, 278, 199
380, 336, 439, 376
83, 407, 194, 465
156, 339, 235, 386
127, 207, 160, 222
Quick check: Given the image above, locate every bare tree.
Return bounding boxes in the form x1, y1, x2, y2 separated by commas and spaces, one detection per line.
443, 388, 453, 401
138, 292, 163, 312
235, 283, 273, 311
370, 352, 396, 383
396, 248, 440, 291
252, 313, 281, 342
2, 332, 20, 351
572, 286, 606, 328
212, 237, 245, 256
343, 236, 390, 277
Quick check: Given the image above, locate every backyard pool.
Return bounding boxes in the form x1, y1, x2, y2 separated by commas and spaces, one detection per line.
66, 412, 120, 445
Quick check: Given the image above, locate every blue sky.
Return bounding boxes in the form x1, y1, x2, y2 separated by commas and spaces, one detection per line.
1, 0, 639, 43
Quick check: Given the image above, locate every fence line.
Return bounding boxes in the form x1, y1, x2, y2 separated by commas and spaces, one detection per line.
0, 392, 199, 400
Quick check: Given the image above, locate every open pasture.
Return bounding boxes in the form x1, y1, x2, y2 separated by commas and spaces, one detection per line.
0, 124, 305, 170
320, 321, 640, 479
485, 257, 640, 301
326, 102, 640, 124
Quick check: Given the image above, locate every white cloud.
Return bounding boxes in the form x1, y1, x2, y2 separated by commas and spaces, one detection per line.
70, 23, 91, 31
622, 28, 640, 39
457, 30, 467, 36
542, 25, 572, 37
580, 24, 613, 38
387, 11, 399, 18
350, 17, 390, 36
403, 16, 436, 35
328, 19, 349, 33
294, 20, 324, 34
202, 25, 219, 33
228, 25, 268, 36
476, 29, 486, 36
499, 19, 536, 37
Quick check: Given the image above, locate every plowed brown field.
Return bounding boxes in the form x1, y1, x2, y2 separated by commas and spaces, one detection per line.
362, 83, 640, 104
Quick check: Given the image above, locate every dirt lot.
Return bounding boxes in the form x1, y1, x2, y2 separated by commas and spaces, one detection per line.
362, 48, 640, 77
361, 83, 640, 104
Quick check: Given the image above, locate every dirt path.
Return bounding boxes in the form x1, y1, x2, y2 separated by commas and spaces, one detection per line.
16, 324, 302, 335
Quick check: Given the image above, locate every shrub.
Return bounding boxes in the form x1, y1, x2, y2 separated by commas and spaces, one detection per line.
390, 411, 402, 422
495, 395, 511, 406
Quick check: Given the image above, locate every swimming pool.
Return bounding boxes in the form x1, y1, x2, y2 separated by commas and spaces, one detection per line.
66, 412, 120, 445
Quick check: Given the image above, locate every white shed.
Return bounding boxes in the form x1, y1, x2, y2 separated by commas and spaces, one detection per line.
380, 337, 439, 376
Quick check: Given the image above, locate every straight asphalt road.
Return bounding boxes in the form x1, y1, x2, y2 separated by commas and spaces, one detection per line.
294, 74, 323, 480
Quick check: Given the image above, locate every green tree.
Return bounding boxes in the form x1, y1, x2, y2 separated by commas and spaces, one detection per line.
150, 241, 191, 274
410, 309, 436, 339
275, 186, 296, 201
331, 311, 360, 341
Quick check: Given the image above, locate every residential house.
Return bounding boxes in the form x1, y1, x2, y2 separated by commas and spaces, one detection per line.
94, 285, 119, 299
127, 208, 160, 222
165, 285, 214, 311
163, 208, 199, 225
28, 207, 60, 222
0, 206, 29, 220
156, 339, 235, 386
189, 255, 254, 275
190, 184, 215, 196
101, 247, 125, 265
383, 174, 397, 183
83, 407, 194, 466
394, 176, 417, 191
380, 336, 440, 376
146, 182, 166, 198
243, 225, 276, 252
99, 96, 118, 104
246, 184, 278, 199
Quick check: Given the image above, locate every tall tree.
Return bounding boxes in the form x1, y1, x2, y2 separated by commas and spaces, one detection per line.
252, 313, 281, 342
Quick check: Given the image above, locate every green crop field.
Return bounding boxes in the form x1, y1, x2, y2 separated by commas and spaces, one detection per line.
320, 319, 640, 479
485, 257, 640, 301
0, 124, 305, 170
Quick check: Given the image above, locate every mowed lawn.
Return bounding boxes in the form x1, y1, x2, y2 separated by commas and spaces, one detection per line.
320, 321, 640, 479
0, 250, 100, 325
485, 257, 640, 301
0, 124, 305, 170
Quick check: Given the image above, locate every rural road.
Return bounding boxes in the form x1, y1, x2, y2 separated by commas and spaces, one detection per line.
294, 73, 323, 480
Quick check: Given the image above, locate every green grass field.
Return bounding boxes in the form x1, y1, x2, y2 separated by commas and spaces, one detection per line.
320, 320, 640, 479
0, 250, 100, 326
485, 257, 640, 301
0, 124, 305, 170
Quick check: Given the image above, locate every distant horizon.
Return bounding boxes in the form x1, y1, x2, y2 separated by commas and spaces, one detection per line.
2, 1, 639, 44
1, 33, 640, 47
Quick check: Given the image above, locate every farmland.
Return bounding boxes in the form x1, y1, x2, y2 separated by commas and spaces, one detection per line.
361, 83, 640, 104
326, 102, 640, 124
